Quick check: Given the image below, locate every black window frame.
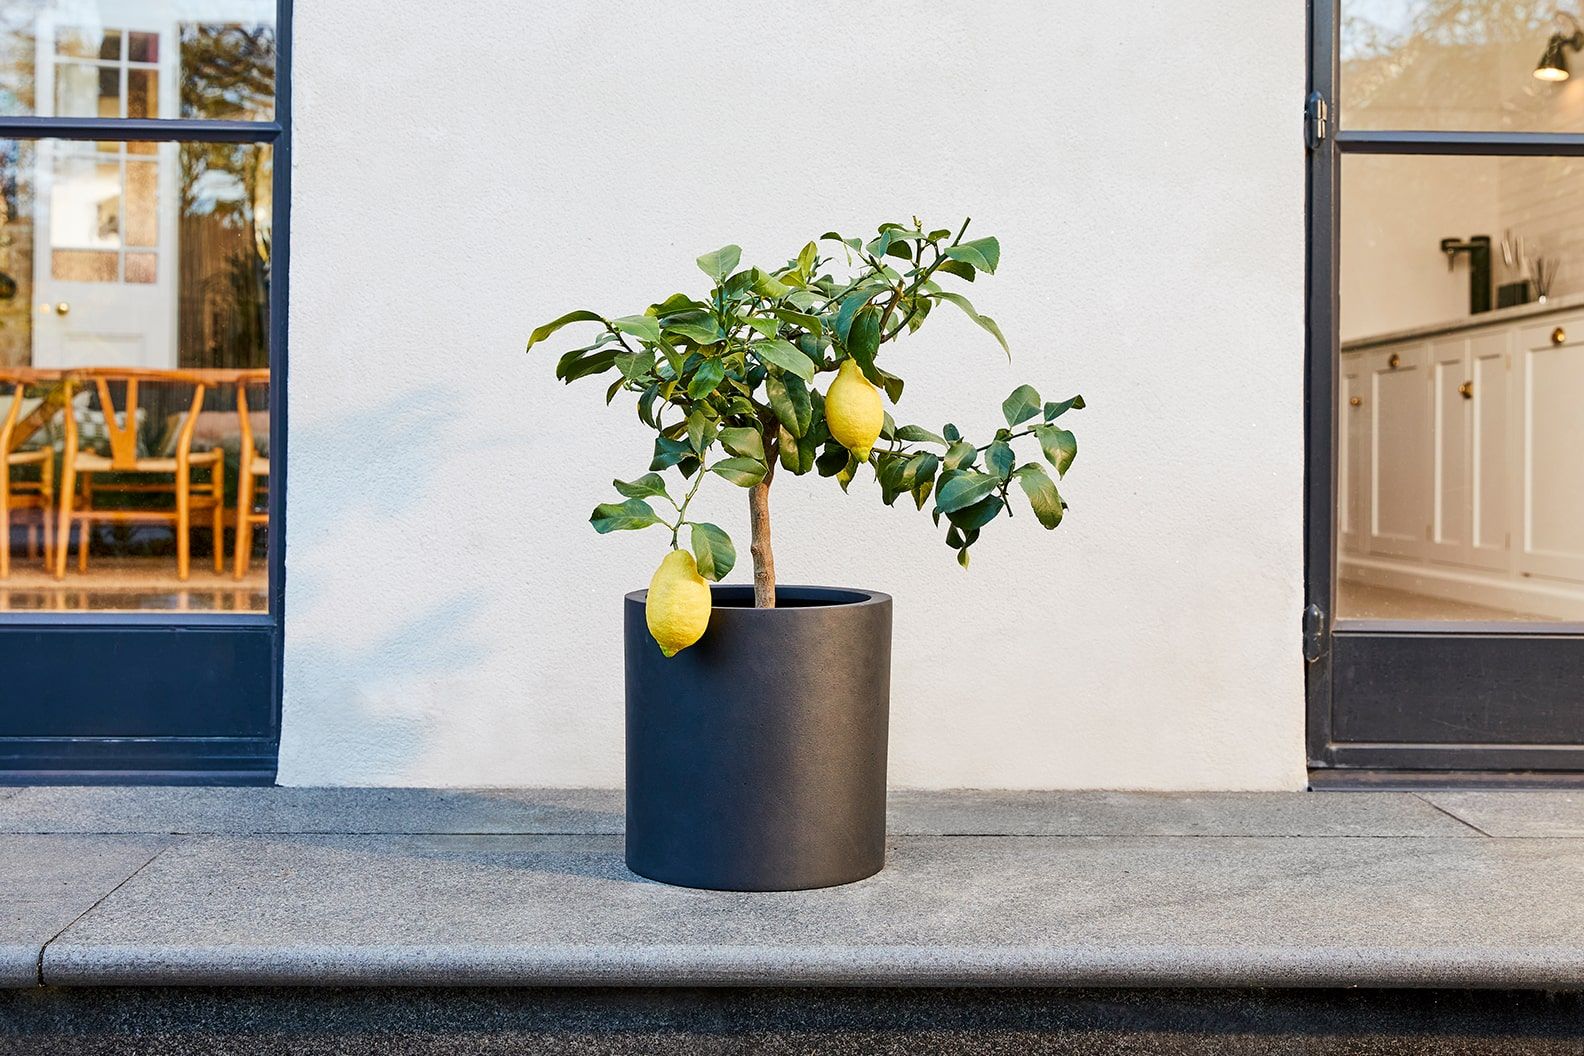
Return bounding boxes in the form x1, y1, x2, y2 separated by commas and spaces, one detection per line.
0, 2, 291, 783
1307, 0, 1584, 777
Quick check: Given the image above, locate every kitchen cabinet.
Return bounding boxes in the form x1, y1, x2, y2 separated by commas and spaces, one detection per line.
1340, 304, 1584, 620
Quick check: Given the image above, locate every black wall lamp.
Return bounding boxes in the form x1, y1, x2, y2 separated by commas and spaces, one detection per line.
1535, 12, 1584, 81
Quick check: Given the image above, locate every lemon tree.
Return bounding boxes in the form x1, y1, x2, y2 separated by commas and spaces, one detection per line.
529, 219, 1084, 646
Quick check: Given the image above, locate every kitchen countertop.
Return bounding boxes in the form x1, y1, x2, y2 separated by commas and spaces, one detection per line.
1342, 291, 1584, 351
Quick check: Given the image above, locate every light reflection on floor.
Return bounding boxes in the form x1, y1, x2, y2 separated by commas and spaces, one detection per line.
0, 557, 267, 612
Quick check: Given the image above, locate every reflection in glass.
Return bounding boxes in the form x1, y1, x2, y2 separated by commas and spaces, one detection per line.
0, 139, 271, 612
0, 3, 276, 120
1342, 2, 1584, 131
1338, 154, 1584, 623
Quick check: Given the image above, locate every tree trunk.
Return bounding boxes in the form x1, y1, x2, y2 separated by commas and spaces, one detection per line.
749, 457, 776, 608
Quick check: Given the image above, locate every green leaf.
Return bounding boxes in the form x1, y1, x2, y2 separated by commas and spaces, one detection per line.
778, 425, 816, 474
944, 440, 977, 471
687, 358, 726, 400
555, 346, 620, 382
751, 268, 791, 299
931, 291, 1009, 358
697, 245, 742, 282
936, 259, 976, 283
1034, 425, 1077, 477
768, 306, 823, 338
797, 240, 818, 275
719, 426, 766, 462
528, 309, 604, 351
613, 474, 669, 501
896, 425, 946, 446
650, 435, 693, 472
766, 372, 813, 437
847, 305, 882, 378
904, 451, 939, 490
816, 442, 850, 477
711, 457, 767, 487
985, 440, 1015, 478
610, 315, 661, 344
944, 236, 1000, 274
1016, 463, 1064, 528
686, 410, 716, 454
752, 338, 817, 382
957, 548, 971, 569
935, 471, 1000, 513
1001, 384, 1041, 426
666, 320, 724, 345
1044, 394, 1087, 420
744, 316, 779, 339
690, 522, 736, 581
590, 498, 659, 533
946, 494, 1004, 531
834, 285, 882, 341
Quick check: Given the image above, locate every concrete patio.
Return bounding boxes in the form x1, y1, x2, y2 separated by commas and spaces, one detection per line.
5, 786, 1584, 992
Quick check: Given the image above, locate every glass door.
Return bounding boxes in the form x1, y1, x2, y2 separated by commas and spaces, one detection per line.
0, 1, 285, 781
1309, 0, 1584, 775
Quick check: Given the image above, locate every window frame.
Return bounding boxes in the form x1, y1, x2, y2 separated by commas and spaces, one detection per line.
1307, 0, 1584, 778
0, 1, 290, 783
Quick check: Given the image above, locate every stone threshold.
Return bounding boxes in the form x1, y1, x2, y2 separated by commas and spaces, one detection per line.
5, 787, 1584, 990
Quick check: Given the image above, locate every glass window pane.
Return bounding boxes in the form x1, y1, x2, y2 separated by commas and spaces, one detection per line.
50, 248, 116, 281
1338, 154, 1584, 624
55, 27, 120, 61
0, 4, 275, 120
53, 62, 119, 119
128, 31, 158, 65
1, 138, 271, 613
124, 250, 156, 283
124, 159, 156, 246
1342, 3, 1584, 131
126, 67, 156, 119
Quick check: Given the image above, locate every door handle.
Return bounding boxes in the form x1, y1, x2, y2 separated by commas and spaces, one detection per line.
1349, 396, 1362, 407
54, 301, 69, 316
1459, 381, 1473, 400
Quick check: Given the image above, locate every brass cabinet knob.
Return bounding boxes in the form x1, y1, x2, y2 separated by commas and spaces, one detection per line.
1388, 352, 1401, 369
1553, 326, 1567, 346
1349, 396, 1362, 407
54, 301, 69, 316
1459, 381, 1474, 400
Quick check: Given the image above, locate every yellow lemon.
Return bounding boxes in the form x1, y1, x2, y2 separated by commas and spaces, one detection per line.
825, 359, 884, 461
645, 549, 711, 657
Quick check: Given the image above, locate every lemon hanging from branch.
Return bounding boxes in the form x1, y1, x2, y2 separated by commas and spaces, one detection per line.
646, 550, 712, 657
825, 360, 884, 461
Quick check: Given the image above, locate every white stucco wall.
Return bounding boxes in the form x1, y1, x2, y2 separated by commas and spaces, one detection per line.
278, 1, 1308, 789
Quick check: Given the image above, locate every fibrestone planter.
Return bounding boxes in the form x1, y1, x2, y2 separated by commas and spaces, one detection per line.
623, 584, 892, 891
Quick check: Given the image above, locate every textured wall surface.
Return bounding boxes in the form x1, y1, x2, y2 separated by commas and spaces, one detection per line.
279, 1, 1308, 788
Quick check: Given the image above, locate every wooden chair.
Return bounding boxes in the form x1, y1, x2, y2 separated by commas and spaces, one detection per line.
233, 369, 269, 580
54, 369, 225, 582
0, 369, 56, 579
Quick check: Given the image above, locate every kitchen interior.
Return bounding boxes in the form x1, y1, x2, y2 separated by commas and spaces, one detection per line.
1338, 3, 1584, 622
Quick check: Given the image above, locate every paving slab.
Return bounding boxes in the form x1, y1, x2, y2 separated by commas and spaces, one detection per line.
0, 787, 625, 835
0, 834, 170, 988
0, 788, 1477, 839
1421, 792, 1584, 837
887, 790, 1475, 837
41, 832, 1584, 989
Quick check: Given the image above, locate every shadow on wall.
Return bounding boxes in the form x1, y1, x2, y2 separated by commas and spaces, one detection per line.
279, 386, 530, 781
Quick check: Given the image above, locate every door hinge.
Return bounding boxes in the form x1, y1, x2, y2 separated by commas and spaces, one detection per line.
1303, 603, 1328, 663
1304, 91, 1329, 150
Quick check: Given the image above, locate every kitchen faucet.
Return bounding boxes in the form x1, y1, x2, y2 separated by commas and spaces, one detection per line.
1440, 235, 1493, 315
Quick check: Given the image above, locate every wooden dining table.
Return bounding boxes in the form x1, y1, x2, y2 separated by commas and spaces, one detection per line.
1, 367, 267, 456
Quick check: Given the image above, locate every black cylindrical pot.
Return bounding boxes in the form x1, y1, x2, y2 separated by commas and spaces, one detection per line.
624, 584, 892, 891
